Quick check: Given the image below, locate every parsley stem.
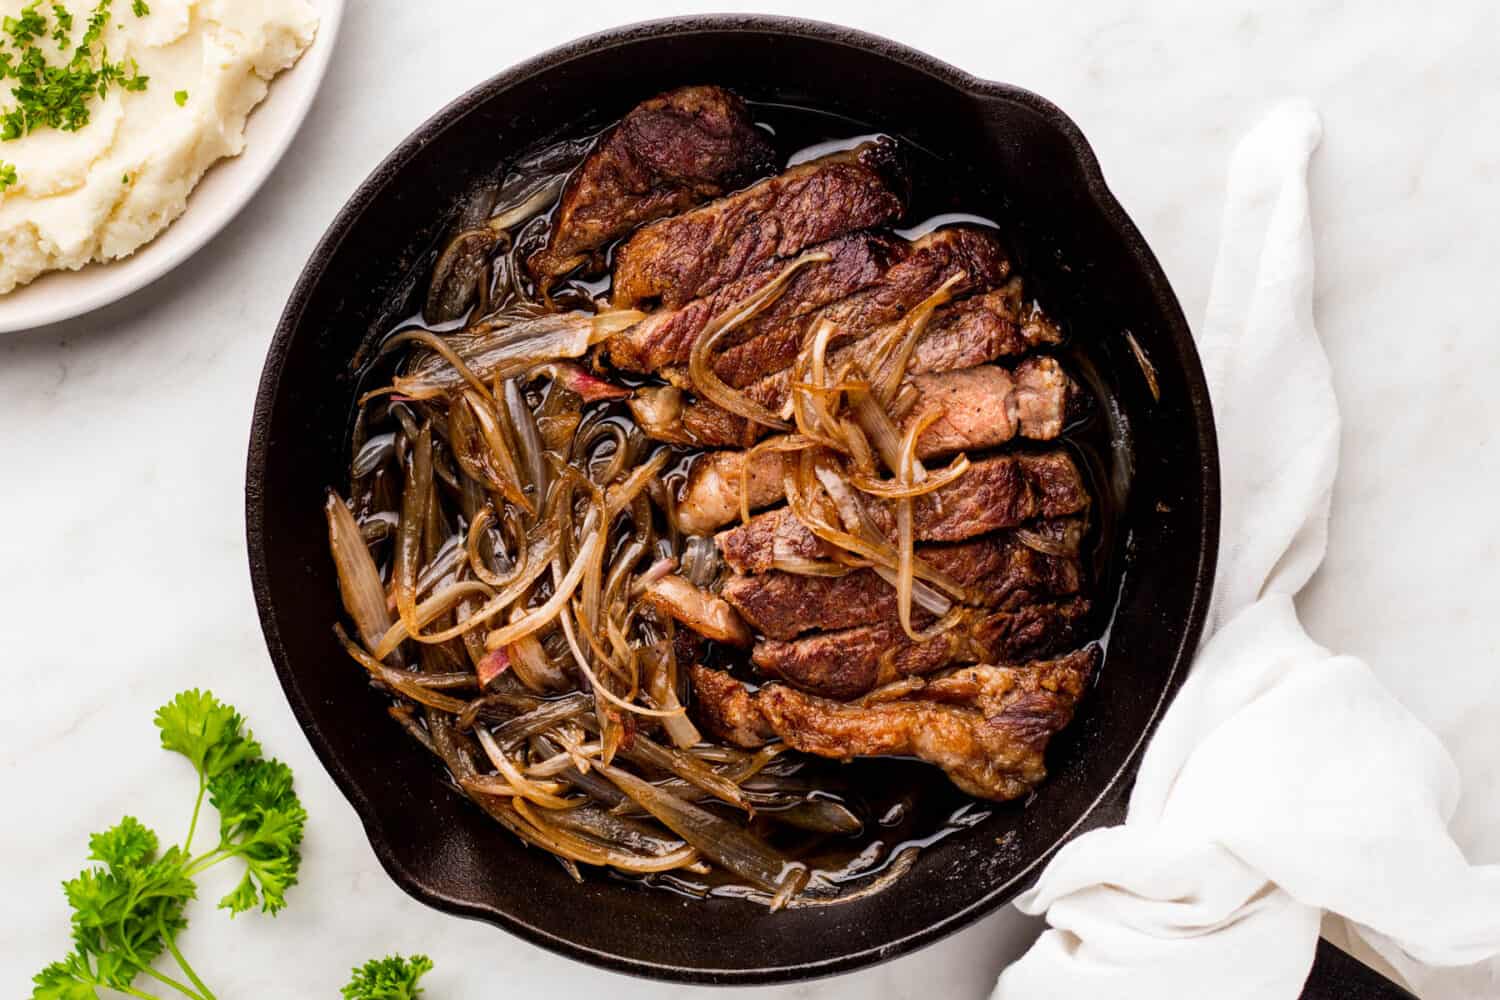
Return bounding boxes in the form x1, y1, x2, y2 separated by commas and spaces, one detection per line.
139, 964, 206, 1000
184, 844, 235, 877
183, 772, 206, 854
118, 985, 166, 1000
161, 918, 217, 1000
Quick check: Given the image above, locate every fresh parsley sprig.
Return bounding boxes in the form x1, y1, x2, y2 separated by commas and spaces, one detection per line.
341, 954, 435, 1000
32, 690, 307, 1000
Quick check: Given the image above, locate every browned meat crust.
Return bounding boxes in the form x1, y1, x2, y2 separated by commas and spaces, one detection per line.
611, 138, 909, 309
689, 663, 775, 748
705, 450, 1090, 556
721, 522, 1084, 639
529, 86, 776, 283
750, 596, 1091, 699
605, 231, 907, 373
691, 646, 1099, 800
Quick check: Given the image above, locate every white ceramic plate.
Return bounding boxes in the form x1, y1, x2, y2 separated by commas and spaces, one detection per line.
0, 0, 344, 334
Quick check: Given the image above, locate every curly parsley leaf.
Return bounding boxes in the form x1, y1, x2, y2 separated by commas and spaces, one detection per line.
30, 952, 99, 1000
33, 691, 314, 999
0, 161, 17, 192
49, 818, 195, 996
155, 688, 263, 781
341, 954, 435, 1000
87, 814, 157, 869
208, 757, 307, 914
131, 0, 148, 15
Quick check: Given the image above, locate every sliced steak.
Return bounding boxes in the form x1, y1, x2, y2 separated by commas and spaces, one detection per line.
751, 596, 1091, 699
689, 663, 774, 748
902, 357, 1075, 454
720, 506, 1085, 576
710, 225, 1009, 389
691, 646, 1099, 800
611, 138, 909, 309
721, 522, 1084, 639
666, 271, 1058, 449
905, 278, 1064, 374
681, 433, 1087, 537
605, 231, 907, 373
529, 86, 776, 282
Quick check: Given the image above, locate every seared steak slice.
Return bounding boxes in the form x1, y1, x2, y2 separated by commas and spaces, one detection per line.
720, 506, 1084, 576
691, 646, 1098, 800
905, 278, 1064, 374
529, 86, 776, 282
667, 271, 1058, 449
751, 596, 1091, 699
710, 226, 1010, 389
680, 428, 1086, 537
611, 138, 909, 309
689, 664, 774, 748
605, 231, 907, 373
903, 358, 1074, 453
721, 523, 1084, 639
641, 575, 751, 645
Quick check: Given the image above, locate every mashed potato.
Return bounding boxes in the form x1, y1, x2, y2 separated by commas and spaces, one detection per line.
0, 0, 318, 294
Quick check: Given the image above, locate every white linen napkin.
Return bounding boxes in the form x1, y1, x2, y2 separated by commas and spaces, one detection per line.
994, 101, 1500, 999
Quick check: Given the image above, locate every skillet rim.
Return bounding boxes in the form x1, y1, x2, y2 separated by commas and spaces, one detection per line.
246, 13, 1221, 984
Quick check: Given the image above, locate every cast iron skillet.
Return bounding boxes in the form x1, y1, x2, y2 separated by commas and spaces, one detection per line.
250, 12, 1365, 988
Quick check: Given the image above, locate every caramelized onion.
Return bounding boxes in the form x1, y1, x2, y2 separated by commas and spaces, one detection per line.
374, 539, 553, 659
484, 513, 601, 651
686, 251, 830, 432
325, 490, 393, 655
600, 764, 805, 898
393, 311, 644, 399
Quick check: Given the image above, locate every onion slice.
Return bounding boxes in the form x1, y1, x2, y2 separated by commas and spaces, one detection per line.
686, 251, 831, 432
325, 490, 393, 654
393, 311, 644, 399
483, 521, 601, 651
599, 764, 806, 898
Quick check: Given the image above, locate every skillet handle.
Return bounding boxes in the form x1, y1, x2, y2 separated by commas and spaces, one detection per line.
1301, 940, 1416, 999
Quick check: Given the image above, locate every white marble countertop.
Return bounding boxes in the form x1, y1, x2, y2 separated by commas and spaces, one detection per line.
3, 2, 1497, 997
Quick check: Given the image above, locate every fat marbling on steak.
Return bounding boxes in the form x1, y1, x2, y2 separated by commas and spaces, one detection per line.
528, 85, 777, 282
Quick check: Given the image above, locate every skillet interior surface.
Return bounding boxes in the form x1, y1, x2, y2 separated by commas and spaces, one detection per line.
247, 15, 1218, 984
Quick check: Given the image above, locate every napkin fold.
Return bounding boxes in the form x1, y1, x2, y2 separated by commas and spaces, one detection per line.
995, 101, 1500, 999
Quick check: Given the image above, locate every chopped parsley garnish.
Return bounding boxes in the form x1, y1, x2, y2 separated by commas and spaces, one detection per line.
0, 160, 16, 191
2, 4, 48, 46
173, 88, 186, 106
0, 0, 152, 165
132, 0, 149, 15
49, 4, 73, 45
